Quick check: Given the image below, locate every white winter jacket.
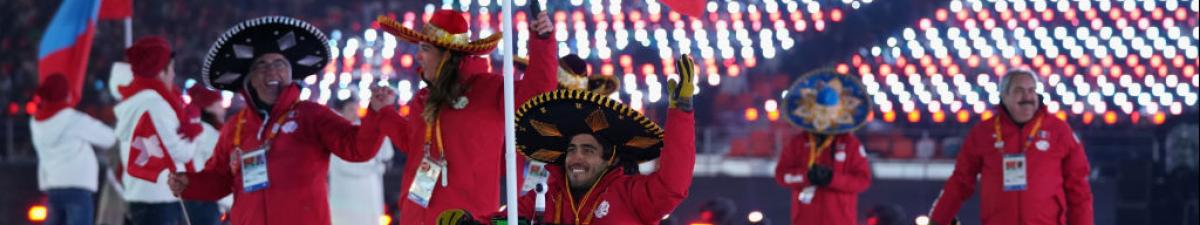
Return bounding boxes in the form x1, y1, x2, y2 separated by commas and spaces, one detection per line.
112, 90, 197, 203
30, 109, 117, 192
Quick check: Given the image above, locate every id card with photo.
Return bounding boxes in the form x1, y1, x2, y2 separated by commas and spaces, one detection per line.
241, 149, 269, 193
407, 157, 443, 208
1002, 154, 1028, 192
521, 162, 550, 194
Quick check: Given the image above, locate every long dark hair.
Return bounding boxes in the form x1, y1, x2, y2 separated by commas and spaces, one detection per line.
423, 50, 468, 122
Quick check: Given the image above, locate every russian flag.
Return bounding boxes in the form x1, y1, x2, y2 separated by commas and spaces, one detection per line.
38, 0, 101, 105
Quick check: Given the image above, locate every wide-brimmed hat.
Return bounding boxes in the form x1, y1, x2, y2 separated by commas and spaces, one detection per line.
782, 70, 872, 134
202, 16, 331, 91
516, 90, 664, 164
515, 54, 621, 95
376, 10, 501, 55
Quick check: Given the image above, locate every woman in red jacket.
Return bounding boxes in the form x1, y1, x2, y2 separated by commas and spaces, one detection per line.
373, 9, 559, 224
774, 70, 874, 225
168, 16, 394, 225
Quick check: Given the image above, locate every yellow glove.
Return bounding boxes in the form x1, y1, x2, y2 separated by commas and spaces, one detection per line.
436, 209, 480, 225
668, 54, 696, 111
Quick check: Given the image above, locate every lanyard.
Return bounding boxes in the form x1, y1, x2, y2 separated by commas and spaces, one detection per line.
233, 103, 297, 149
994, 113, 1043, 153
807, 133, 835, 168
424, 117, 445, 160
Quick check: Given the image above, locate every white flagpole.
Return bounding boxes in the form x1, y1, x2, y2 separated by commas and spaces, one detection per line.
501, 0, 519, 224
124, 18, 132, 47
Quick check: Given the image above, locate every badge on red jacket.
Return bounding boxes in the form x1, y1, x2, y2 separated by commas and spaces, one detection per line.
241, 149, 270, 192
1002, 154, 1027, 191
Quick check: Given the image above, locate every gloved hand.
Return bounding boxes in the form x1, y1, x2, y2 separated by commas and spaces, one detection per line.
807, 165, 833, 187
667, 54, 696, 111
437, 209, 482, 225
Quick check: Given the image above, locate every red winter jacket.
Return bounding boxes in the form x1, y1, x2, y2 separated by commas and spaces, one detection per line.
500, 109, 695, 225
181, 85, 388, 225
381, 36, 558, 224
774, 133, 872, 225
929, 107, 1094, 225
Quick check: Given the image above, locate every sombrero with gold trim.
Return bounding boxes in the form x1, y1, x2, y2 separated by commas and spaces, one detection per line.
516, 90, 664, 164
515, 54, 621, 95
376, 10, 501, 55
782, 70, 873, 134
202, 16, 331, 91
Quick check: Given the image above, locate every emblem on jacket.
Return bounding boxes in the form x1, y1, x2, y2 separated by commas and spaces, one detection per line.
594, 200, 610, 219
452, 96, 469, 109
282, 121, 298, 134
1036, 140, 1050, 151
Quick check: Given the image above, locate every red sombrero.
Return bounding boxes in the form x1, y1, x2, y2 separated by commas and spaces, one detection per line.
376, 10, 502, 55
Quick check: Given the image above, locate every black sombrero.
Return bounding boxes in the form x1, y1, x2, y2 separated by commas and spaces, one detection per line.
202, 16, 331, 91
516, 90, 664, 164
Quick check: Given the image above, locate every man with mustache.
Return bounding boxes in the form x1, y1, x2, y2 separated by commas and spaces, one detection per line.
167, 16, 393, 225
928, 70, 1094, 225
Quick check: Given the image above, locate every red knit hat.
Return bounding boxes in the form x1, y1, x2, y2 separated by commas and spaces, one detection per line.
428, 10, 469, 34
187, 84, 222, 108
36, 74, 70, 103
126, 36, 173, 78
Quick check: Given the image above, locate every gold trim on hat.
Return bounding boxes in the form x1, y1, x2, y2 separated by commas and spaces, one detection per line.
423, 24, 470, 46
515, 89, 666, 163
623, 136, 661, 149
376, 16, 502, 54
531, 150, 564, 161
585, 109, 609, 132
530, 120, 563, 137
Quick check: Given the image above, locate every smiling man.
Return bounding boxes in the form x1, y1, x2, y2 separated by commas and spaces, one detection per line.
167, 16, 395, 225
928, 70, 1094, 225
438, 54, 699, 225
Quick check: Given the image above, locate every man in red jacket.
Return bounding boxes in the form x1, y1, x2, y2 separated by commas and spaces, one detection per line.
928, 70, 1094, 225
373, 9, 559, 224
774, 70, 874, 225
167, 16, 393, 225
438, 54, 698, 225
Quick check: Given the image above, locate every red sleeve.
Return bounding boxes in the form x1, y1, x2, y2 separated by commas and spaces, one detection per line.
1060, 126, 1095, 225
181, 114, 237, 201
930, 125, 987, 225
624, 109, 695, 222
825, 135, 871, 193
378, 105, 415, 154
774, 134, 810, 189
309, 103, 386, 162
513, 36, 558, 105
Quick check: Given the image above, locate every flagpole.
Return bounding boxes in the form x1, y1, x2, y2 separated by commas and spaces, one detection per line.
501, 0, 518, 223
123, 18, 132, 47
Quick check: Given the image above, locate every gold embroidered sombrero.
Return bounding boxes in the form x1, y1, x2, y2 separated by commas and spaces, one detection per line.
376, 10, 501, 55
515, 54, 621, 96
516, 90, 664, 164
782, 69, 873, 134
